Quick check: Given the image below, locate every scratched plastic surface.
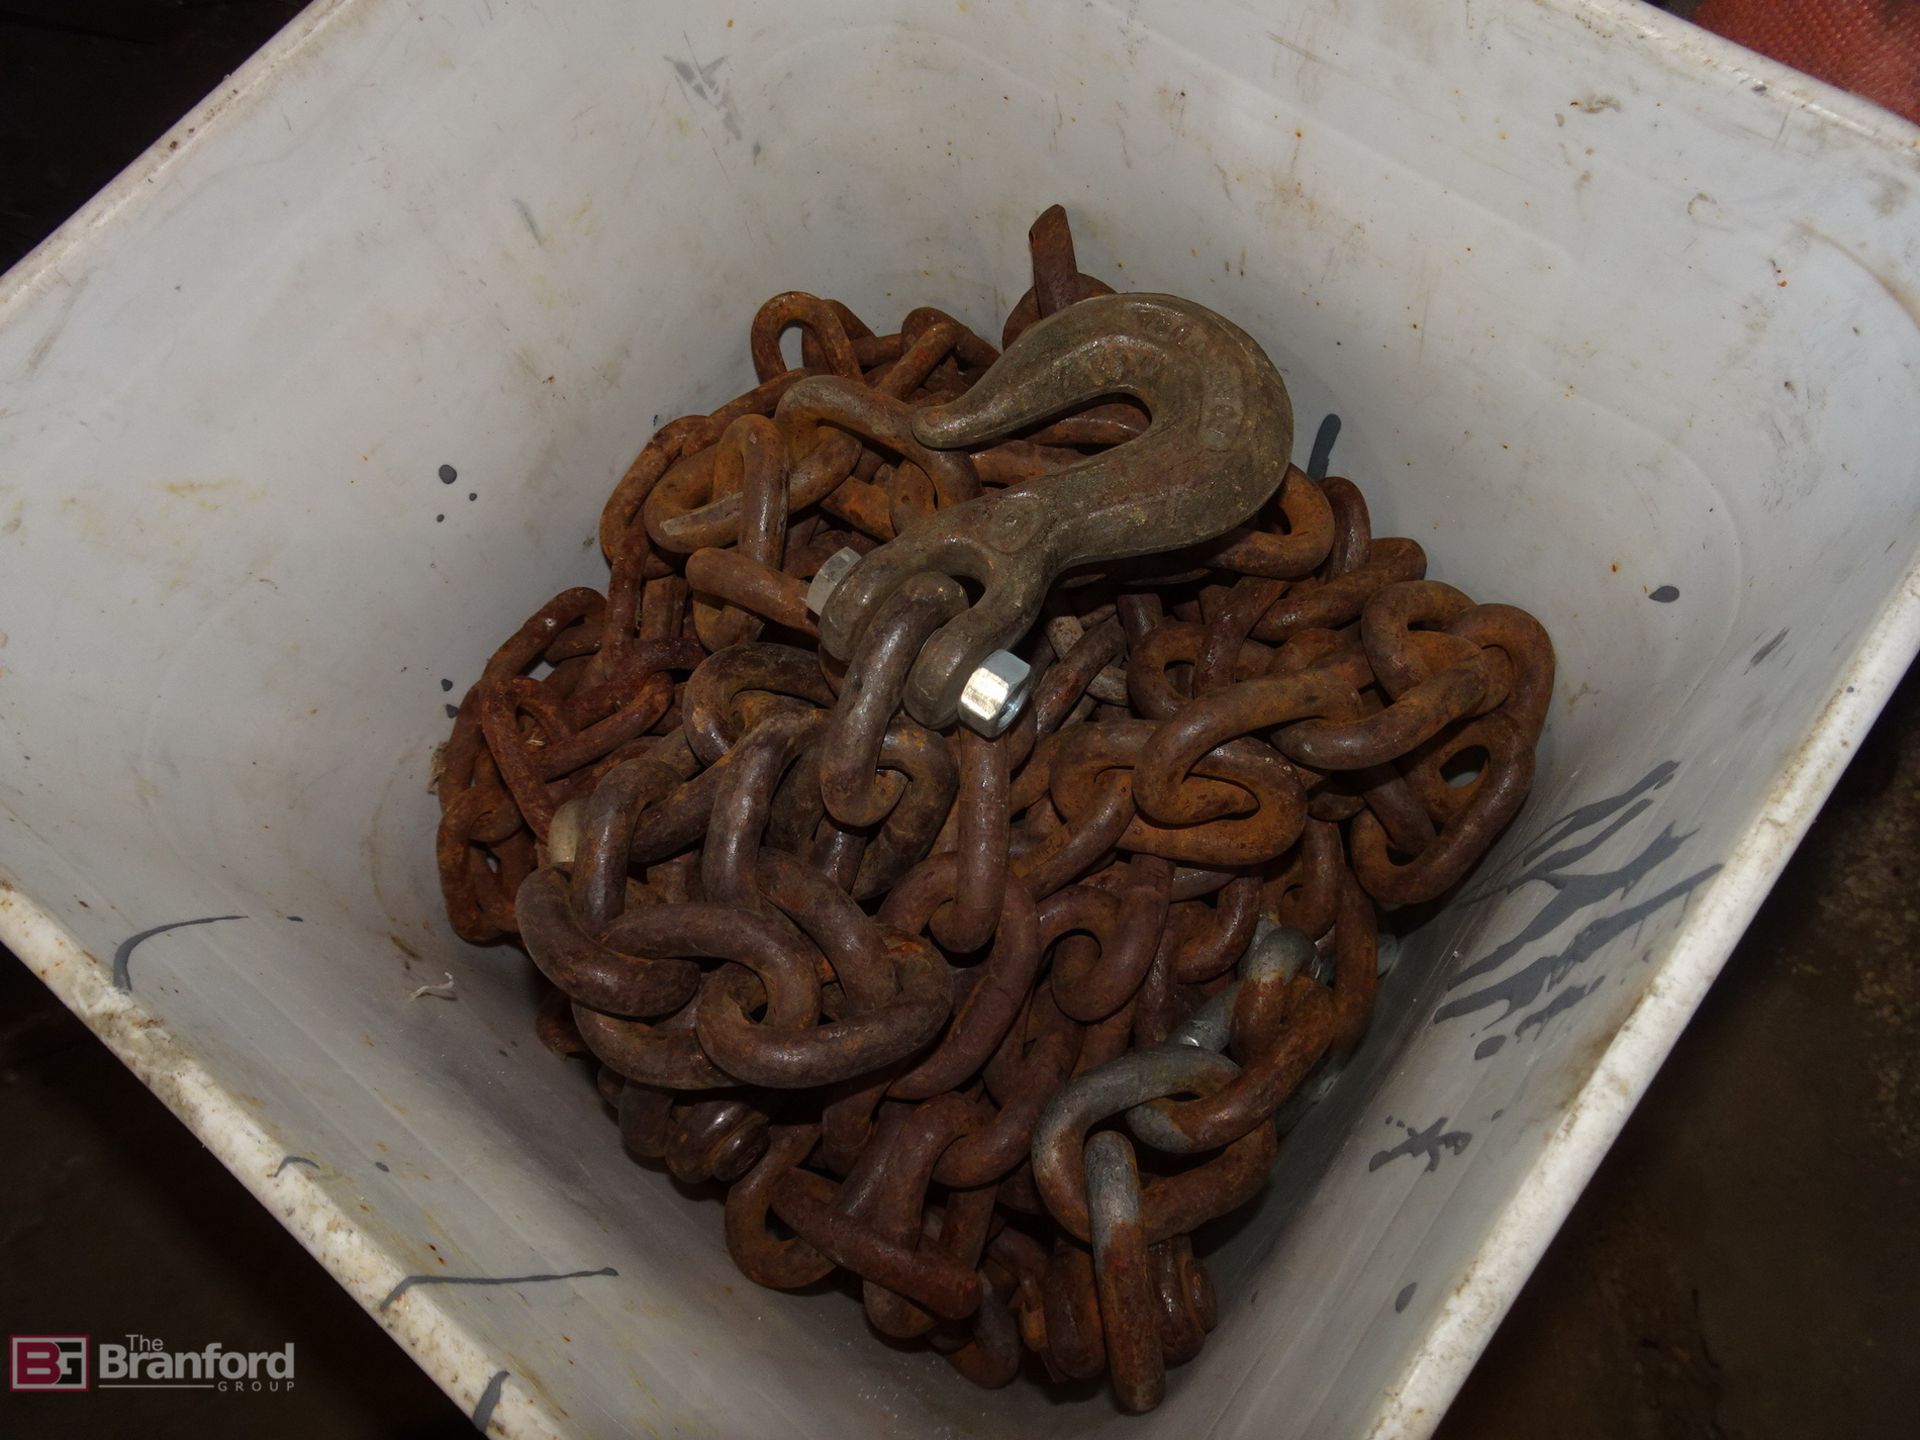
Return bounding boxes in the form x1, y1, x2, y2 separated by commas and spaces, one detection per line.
1, 2, 1917, 1436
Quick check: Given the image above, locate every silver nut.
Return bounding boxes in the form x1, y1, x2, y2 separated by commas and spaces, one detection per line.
957, 649, 1032, 736
805, 546, 863, 617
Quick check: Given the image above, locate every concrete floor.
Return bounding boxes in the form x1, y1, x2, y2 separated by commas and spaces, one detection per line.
1, 5, 1914, 1436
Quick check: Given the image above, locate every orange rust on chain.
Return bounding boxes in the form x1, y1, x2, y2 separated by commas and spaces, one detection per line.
689, 416, 791, 650
750, 291, 862, 383
1197, 465, 1337, 579
430, 203, 1554, 1413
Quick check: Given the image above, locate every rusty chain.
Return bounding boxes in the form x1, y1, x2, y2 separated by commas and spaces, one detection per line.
433, 203, 1555, 1412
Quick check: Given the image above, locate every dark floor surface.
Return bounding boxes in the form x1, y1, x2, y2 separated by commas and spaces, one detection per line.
1, 4, 1915, 1437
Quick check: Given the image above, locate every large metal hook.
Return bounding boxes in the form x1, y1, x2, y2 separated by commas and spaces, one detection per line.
810, 291, 1294, 732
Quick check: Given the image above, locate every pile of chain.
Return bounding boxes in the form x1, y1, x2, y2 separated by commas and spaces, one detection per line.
434, 206, 1554, 1411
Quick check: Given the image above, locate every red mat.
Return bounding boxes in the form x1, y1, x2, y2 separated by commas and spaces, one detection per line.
1695, 0, 1920, 124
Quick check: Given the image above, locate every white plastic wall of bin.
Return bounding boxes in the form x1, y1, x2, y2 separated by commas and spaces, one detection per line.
1, 1, 1917, 1435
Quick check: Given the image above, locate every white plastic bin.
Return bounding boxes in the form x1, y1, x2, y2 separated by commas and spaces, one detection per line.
2, 1, 1917, 1434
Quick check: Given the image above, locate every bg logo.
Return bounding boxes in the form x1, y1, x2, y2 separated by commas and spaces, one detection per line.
10, 1336, 89, 1391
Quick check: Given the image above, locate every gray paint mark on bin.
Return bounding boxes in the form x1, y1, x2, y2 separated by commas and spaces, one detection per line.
1747, 627, 1789, 670
273, 1154, 319, 1177
1369, 1117, 1471, 1174
1438, 762, 1720, 1052
1649, 584, 1680, 603
1515, 977, 1603, 1038
668, 46, 743, 140
380, 1265, 618, 1311
112, 914, 245, 992
1307, 412, 1341, 479
1513, 761, 1676, 862
1439, 848, 1720, 1029
471, 1368, 509, 1432
1395, 1282, 1418, 1313
512, 198, 543, 249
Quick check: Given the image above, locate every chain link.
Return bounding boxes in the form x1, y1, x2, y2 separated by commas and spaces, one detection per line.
433, 204, 1554, 1410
